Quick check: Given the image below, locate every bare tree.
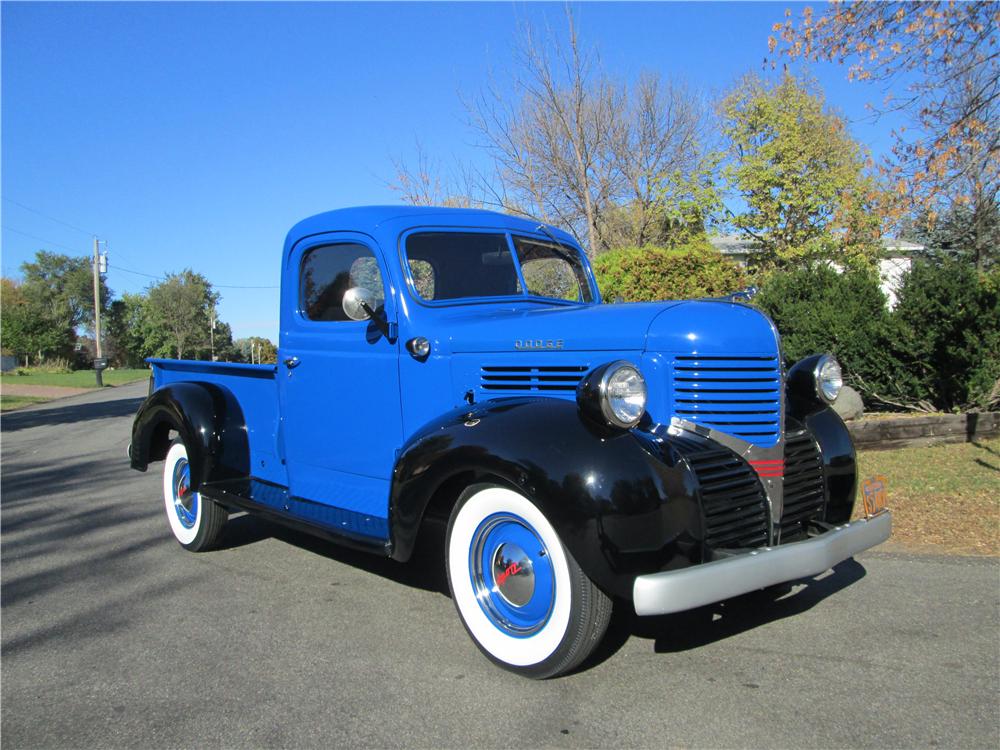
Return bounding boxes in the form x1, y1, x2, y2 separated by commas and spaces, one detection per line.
390, 10, 712, 255
388, 141, 481, 208
463, 12, 621, 254
454, 9, 713, 255
606, 73, 711, 248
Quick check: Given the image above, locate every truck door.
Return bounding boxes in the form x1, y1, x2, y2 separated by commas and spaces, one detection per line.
277, 232, 401, 542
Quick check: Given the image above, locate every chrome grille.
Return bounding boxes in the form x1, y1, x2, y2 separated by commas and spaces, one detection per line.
480, 365, 588, 395
671, 355, 782, 447
781, 428, 826, 541
675, 440, 769, 549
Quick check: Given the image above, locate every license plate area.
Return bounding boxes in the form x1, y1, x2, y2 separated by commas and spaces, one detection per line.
861, 475, 889, 518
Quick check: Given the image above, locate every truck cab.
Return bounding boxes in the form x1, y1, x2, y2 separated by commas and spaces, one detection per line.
130, 206, 891, 678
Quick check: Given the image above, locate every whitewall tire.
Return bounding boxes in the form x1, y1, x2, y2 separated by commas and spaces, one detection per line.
446, 484, 612, 679
162, 440, 227, 551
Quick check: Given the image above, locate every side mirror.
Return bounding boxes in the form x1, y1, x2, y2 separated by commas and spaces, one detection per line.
343, 287, 377, 321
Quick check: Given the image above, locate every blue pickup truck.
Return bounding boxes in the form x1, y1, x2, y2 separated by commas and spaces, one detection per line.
129, 205, 891, 678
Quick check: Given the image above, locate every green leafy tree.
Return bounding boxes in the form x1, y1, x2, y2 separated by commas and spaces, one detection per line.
593, 240, 747, 302
144, 270, 220, 360
599, 154, 724, 251
654, 153, 725, 248
106, 292, 157, 367
720, 74, 884, 269
1, 277, 72, 364
20, 251, 109, 334
4, 251, 111, 363
212, 320, 238, 363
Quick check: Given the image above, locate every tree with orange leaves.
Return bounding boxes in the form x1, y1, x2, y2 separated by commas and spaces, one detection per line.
771, 1, 998, 269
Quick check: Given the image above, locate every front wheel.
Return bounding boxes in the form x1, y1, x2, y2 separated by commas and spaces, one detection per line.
162, 440, 227, 551
445, 484, 612, 679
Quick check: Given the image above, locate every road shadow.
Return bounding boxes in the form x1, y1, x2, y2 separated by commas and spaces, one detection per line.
578, 558, 868, 672
0, 394, 145, 433
214, 512, 451, 596
214, 505, 869, 672
1, 451, 143, 509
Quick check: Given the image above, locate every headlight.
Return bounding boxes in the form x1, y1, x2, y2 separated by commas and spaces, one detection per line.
577, 361, 647, 429
816, 355, 843, 403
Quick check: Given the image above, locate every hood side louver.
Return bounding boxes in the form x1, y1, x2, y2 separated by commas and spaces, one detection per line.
480, 365, 588, 395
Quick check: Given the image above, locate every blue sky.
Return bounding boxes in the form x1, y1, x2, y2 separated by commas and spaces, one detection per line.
2, 1, 902, 341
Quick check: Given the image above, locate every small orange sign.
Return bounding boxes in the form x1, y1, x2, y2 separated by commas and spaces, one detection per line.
861, 475, 889, 518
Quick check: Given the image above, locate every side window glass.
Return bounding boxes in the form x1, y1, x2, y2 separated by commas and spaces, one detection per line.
408, 259, 436, 300
520, 258, 580, 301
300, 243, 384, 322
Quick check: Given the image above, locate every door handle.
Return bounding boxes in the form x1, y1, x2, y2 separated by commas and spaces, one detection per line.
284, 356, 301, 369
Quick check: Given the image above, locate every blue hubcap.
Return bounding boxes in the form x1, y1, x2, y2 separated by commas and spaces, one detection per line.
469, 513, 555, 636
171, 458, 198, 529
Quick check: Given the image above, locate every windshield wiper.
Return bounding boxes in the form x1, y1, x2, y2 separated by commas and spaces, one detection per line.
534, 224, 577, 264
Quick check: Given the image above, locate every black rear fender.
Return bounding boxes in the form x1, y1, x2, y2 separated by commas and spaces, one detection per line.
129, 382, 249, 491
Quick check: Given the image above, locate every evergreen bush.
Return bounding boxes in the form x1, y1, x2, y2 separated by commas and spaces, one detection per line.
889, 260, 1000, 411
752, 265, 899, 401
753, 260, 1000, 411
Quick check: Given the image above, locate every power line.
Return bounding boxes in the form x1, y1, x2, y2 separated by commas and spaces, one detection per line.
107, 263, 161, 280
2, 197, 97, 237
108, 263, 278, 289
1, 225, 88, 254
1, 228, 278, 290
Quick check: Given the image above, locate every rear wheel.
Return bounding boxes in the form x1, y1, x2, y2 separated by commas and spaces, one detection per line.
162, 440, 227, 551
445, 484, 611, 679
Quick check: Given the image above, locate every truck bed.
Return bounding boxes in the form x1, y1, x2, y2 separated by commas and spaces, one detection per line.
148, 358, 285, 486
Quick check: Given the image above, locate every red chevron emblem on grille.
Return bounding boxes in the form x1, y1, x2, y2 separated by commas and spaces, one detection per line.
749, 459, 784, 478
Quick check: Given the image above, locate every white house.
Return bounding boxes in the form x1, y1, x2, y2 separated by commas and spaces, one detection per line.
708, 236, 924, 309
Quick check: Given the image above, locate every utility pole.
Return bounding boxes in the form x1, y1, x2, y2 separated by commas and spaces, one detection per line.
210, 308, 217, 361
92, 237, 105, 387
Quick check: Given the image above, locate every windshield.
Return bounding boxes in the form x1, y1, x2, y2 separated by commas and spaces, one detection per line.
404, 231, 594, 303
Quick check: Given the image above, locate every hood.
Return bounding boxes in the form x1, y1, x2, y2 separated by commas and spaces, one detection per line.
437, 299, 778, 355
439, 301, 683, 354
645, 300, 780, 355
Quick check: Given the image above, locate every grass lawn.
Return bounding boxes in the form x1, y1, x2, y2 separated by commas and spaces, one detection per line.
855, 438, 999, 556
0, 368, 150, 388
0, 395, 51, 412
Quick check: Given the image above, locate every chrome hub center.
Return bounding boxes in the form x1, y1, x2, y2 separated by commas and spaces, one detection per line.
492, 543, 534, 607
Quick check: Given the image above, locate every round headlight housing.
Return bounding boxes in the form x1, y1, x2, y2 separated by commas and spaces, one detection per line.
599, 362, 647, 428
816, 355, 843, 403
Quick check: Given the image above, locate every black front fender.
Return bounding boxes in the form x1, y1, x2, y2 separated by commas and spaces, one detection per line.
389, 398, 704, 599
129, 382, 249, 491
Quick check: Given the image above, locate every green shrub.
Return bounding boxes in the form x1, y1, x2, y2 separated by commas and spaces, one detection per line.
752, 265, 899, 400
889, 259, 1000, 411
592, 241, 747, 302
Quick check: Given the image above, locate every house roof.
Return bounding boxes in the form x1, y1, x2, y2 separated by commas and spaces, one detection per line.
708, 234, 924, 257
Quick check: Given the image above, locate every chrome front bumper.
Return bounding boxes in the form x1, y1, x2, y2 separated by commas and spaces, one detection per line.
632, 512, 892, 616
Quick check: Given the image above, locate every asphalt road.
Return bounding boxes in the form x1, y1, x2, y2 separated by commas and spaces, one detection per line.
2, 382, 998, 749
